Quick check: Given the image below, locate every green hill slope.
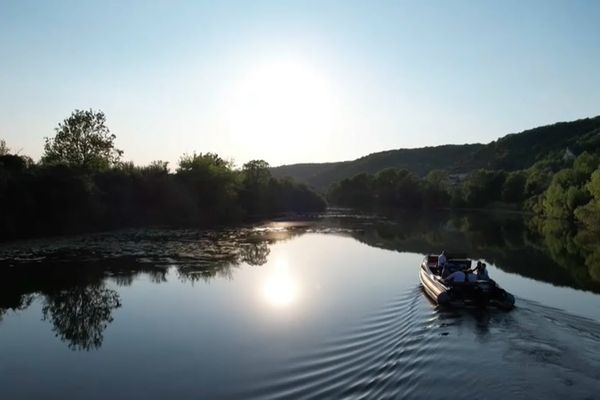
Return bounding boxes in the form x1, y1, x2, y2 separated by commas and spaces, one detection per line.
271, 116, 600, 191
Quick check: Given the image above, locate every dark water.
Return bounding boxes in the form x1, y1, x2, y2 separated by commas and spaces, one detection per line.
1, 211, 599, 399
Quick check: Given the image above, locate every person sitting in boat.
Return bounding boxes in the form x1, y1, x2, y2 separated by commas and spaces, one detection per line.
437, 250, 447, 269
438, 250, 449, 276
475, 261, 490, 280
465, 269, 478, 282
444, 270, 466, 283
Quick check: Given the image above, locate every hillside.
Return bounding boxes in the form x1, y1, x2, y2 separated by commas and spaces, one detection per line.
271, 116, 600, 191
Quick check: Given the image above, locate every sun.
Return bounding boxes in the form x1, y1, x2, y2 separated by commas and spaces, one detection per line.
224, 58, 337, 162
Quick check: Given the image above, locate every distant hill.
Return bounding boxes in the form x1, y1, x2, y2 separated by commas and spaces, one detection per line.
271, 116, 600, 191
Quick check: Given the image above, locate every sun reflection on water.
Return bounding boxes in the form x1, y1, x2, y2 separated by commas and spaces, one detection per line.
262, 259, 299, 308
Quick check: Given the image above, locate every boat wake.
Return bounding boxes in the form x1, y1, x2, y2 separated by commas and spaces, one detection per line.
235, 288, 600, 400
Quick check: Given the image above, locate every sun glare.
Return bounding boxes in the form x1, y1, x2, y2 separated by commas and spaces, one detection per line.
262, 259, 299, 308
225, 58, 337, 161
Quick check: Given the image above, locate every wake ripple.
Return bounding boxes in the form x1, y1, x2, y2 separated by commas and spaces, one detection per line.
232, 288, 600, 400
239, 286, 442, 399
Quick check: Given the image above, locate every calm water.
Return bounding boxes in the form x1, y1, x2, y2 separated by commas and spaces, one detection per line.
1, 212, 599, 399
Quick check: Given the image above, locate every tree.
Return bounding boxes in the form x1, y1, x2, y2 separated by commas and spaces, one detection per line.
242, 160, 271, 187
463, 169, 506, 207
423, 169, 450, 208
572, 151, 600, 178
542, 168, 591, 220
373, 168, 402, 205
502, 171, 526, 203
425, 169, 449, 188
0, 139, 9, 155
175, 152, 240, 224
329, 173, 374, 207
574, 168, 600, 230
240, 160, 272, 215
177, 152, 232, 173
42, 109, 123, 169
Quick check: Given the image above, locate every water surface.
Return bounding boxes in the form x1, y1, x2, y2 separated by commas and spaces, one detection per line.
1, 212, 599, 399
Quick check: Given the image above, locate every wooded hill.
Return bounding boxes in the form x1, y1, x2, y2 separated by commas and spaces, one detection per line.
271, 116, 600, 191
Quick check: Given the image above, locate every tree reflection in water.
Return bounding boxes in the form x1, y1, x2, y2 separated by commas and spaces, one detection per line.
241, 241, 270, 266
42, 285, 121, 351
1, 213, 600, 351
0, 227, 284, 350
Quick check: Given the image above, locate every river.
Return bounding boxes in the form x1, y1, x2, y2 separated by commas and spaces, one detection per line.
1, 211, 599, 399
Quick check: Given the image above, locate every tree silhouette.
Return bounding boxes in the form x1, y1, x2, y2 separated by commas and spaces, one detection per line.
42, 285, 121, 351
0, 139, 9, 156
42, 109, 123, 169
240, 241, 270, 266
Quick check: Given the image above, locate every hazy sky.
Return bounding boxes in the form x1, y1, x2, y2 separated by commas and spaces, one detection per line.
1, 0, 599, 167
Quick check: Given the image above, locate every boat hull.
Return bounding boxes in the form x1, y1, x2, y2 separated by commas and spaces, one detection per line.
419, 265, 451, 305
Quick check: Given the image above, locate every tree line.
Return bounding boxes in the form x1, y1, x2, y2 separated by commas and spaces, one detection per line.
0, 109, 325, 240
328, 150, 600, 232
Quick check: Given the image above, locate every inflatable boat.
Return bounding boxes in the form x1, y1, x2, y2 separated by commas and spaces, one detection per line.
419, 254, 515, 310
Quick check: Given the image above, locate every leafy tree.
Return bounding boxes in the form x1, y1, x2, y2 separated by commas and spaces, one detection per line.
425, 169, 449, 188
242, 160, 271, 187
586, 168, 600, 200
423, 169, 450, 208
329, 173, 374, 208
572, 151, 600, 175
542, 169, 577, 219
524, 168, 553, 197
175, 152, 240, 224
574, 169, 600, 230
0, 139, 9, 155
373, 168, 402, 205
42, 109, 123, 169
541, 153, 600, 220
0, 154, 29, 172
142, 160, 169, 175
240, 160, 272, 215
463, 169, 506, 207
177, 152, 232, 173
390, 170, 422, 208
502, 171, 527, 203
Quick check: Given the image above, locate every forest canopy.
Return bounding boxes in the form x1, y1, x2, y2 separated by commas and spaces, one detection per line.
0, 110, 325, 241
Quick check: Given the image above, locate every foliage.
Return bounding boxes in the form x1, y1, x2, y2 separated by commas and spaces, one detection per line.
540, 152, 600, 220
328, 173, 374, 208
574, 169, 600, 231
0, 155, 325, 240
6, 109, 600, 238
175, 152, 241, 224
328, 168, 450, 209
42, 109, 123, 169
501, 171, 526, 203
239, 160, 326, 215
462, 169, 506, 207
324, 123, 600, 226
273, 116, 600, 191
0, 110, 325, 241
0, 139, 9, 156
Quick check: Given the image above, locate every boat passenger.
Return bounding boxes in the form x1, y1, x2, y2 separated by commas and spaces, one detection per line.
475, 262, 489, 280
438, 251, 449, 276
437, 250, 447, 269
441, 264, 451, 278
445, 270, 466, 283
465, 271, 478, 282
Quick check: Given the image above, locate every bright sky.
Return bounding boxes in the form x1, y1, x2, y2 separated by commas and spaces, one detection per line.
1, 0, 599, 167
